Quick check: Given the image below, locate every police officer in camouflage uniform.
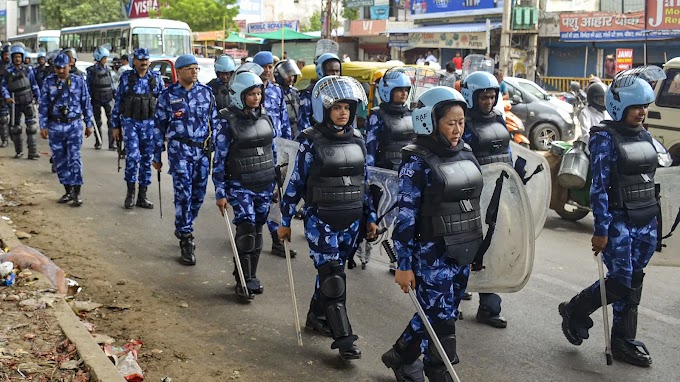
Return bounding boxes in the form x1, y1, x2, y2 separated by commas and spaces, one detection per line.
86, 47, 116, 150
113, 48, 164, 210
2, 45, 41, 159
154, 54, 219, 265
559, 75, 658, 368
38, 53, 94, 206
252, 51, 296, 258
213, 70, 276, 299
382, 86, 481, 382
34, 52, 50, 90
207, 55, 235, 115
274, 59, 302, 138
61, 48, 86, 79
278, 76, 377, 361
297, 53, 342, 132
460, 71, 512, 329
0, 44, 11, 147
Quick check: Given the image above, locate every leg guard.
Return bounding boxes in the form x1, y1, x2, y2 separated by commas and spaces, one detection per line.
477, 293, 507, 328
26, 123, 38, 158
0, 114, 8, 145
318, 261, 351, 340
305, 296, 332, 337
246, 224, 265, 294
559, 277, 631, 346
424, 319, 458, 382
382, 326, 425, 382
10, 125, 22, 155
234, 221, 256, 285
611, 272, 652, 367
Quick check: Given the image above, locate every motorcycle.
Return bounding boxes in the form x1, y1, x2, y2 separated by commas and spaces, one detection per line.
546, 136, 672, 221
504, 100, 530, 148
559, 81, 587, 119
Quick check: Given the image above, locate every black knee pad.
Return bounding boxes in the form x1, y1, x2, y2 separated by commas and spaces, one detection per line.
235, 222, 257, 254
9, 125, 21, 136
478, 293, 502, 316
26, 123, 37, 135
426, 319, 458, 366
254, 224, 264, 253
319, 261, 345, 299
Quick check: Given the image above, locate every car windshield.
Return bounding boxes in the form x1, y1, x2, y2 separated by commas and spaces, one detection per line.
197, 63, 215, 84
518, 81, 548, 99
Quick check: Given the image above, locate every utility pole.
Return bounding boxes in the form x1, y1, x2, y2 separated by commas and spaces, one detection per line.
499, 0, 513, 76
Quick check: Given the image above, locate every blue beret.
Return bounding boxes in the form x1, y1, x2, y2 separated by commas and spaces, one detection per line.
53, 53, 70, 68
253, 51, 274, 67
175, 54, 198, 69
133, 48, 150, 60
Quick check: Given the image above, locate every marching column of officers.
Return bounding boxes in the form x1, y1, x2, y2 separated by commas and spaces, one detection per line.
0, 43, 661, 379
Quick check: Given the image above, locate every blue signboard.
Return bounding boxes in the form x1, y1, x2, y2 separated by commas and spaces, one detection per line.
370, 5, 390, 20
560, 30, 680, 42
410, 0, 495, 16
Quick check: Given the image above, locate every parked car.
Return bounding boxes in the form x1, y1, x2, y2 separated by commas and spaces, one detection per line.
504, 77, 576, 151
149, 57, 216, 87
646, 57, 680, 165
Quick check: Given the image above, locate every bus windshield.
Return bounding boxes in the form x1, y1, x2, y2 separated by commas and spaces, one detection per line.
163, 28, 191, 56
39, 37, 60, 53
132, 27, 163, 56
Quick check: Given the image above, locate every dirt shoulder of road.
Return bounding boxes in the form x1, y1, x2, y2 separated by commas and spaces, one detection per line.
0, 156, 258, 381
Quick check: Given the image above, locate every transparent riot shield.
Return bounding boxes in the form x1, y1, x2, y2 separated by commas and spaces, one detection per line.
510, 141, 551, 238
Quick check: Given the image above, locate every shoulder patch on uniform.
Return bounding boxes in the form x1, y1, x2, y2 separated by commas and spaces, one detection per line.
399, 166, 415, 178
169, 96, 184, 104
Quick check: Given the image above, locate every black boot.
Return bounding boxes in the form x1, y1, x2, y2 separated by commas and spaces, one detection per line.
124, 183, 135, 209
178, 232, 196, 266
135, 185, 154, 209
12, 132, 22, 158
57, 185, 73, 204
559, 277, 631, 346
71, 185, 83, 207
270, 231, 287, 257
331, 335, 362, 360
477, 293, 507, 328
50, 157, 56, 173
611, 273, 652, 367
94, 126, 103, 149
305, 297, 332, 337
382, 329, 426, 382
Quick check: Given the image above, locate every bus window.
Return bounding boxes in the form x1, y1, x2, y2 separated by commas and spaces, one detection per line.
107, 29, 118, 51
39, 37, 59, 53
163, 28, 191, 56
132, 27, 162, 56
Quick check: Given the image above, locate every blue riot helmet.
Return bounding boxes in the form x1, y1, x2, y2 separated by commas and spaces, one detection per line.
10, 45, 25, 61
605, 77, 654, 122
379, 70, 412, 104
229, 71, 264, 110
311, 76, 367, 131
1, 43, 10, 54
461, 71, 499, 109
37, 51, 46, 59
93, 47, 110, 62
315, 53, 342, 78
253, 51, 274, 67
412, 86, 467, 136
215, 55, 236, 73
274, 59, 301, 87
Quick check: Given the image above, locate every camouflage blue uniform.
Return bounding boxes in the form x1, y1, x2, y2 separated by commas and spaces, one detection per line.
589, 129, 657, 325
112, 69, 164, 186
38, 73, 94, 185
297, 87, 313, 132
153, 82, 219, 235
365, 113, 383, 167
212, 114, 277, 225
392, 153, 477, 361
280, 130, 376, 288
282, 86, 300, 138
2, 64, 41, 156
263, 80, 291, 235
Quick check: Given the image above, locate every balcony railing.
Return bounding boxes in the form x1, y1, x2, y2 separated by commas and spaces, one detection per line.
540, 76, 613, 92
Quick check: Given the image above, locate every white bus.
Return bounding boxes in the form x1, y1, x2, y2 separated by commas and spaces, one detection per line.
7, 30, 61, 53
59, 18, 192, 62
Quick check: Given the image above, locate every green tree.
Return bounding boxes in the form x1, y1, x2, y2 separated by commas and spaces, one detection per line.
301, 11, 322, 32
342, 0, 359, 21
41, 0, 124, 29
151, 0, 239, 32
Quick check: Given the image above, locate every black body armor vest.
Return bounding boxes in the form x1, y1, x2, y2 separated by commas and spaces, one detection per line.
6, 67, 33, 105
304, 127, 366, 231
224, 111, 276, 192
466, 113, 512, 165
375, 108, 414, 171
121, 72, 157, 121
208, 78, 230, 112
88, 66, 113, 103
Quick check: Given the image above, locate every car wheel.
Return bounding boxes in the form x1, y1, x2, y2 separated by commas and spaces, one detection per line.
530, 123, 561, 151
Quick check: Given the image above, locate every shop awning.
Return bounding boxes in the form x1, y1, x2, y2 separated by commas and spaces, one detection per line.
388, 22, 501, 34
246, 27, 318, 41
218, 32, 263, 45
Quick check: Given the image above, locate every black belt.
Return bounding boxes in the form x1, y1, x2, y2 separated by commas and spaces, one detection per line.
49, 115, 82, 123
171, 136, 207, 149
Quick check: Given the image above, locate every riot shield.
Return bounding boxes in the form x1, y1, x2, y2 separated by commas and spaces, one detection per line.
468, 162, 535, 293
656, 167, 680, 252
275, 137, 301, 191
411, 67, 441, 108
461, 54, 494, 81
314, 39, 340, 62
510, 141, 551, 238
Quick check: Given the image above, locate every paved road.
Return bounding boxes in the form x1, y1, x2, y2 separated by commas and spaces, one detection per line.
3, 136, 680, 382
